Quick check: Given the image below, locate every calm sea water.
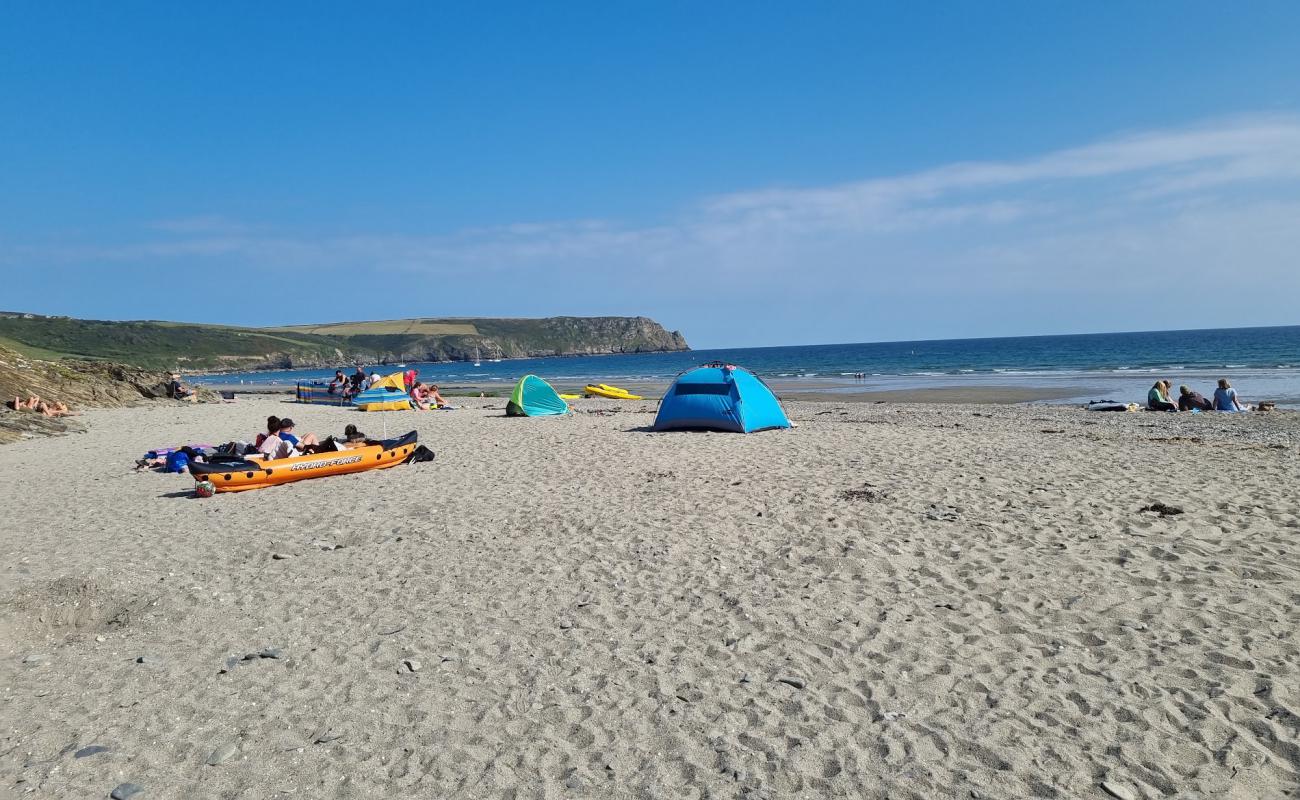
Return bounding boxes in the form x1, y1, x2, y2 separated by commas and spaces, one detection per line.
194, 325, 1300, 406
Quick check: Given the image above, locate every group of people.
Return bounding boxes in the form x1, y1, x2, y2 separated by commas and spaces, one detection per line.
251, 415, 369, 459
1147, 379, 1249, 412
328, 366, 382, 400
6, 394, 77, 417
399, 369, 447, 409
135, 415, 372, 472
409, 381, 447, 410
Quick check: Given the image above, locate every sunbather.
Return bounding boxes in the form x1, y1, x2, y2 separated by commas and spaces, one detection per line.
7, 395, 77, 417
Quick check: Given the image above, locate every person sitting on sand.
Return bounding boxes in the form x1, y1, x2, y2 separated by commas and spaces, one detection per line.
257, 428, 298, 459
367, 371, 381, 388
276, 418, 318, 450
1213, 378, 1248, 412
410, 382, 432, 410
1147, 380, 1177, 412
425, 384, 448, 408
1177, 384, 1213, 411
254, 416, 281, 448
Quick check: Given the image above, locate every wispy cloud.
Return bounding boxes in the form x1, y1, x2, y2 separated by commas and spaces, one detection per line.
5, 113, 1300, 339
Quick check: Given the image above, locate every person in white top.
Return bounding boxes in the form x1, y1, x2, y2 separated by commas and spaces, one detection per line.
257, 431, 298, 460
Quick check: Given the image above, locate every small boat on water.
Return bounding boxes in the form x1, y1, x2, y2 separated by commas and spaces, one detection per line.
189, 432, 419, 492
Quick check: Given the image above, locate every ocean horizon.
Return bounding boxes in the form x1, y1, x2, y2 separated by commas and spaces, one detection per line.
193, 323, 1300, 407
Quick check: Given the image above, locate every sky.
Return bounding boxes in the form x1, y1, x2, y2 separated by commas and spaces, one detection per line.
2, 2, 1299, 348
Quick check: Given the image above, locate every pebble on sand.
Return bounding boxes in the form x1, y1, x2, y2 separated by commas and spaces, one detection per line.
75, 745, 110, 758
206, 742, 238, 766
1101, 780, 1138, 800
775, 675, 807, 690
135, 655, 162, 666
110, 783, 144, 799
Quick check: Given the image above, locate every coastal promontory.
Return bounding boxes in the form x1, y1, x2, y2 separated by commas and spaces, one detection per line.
0, 313, 690, 372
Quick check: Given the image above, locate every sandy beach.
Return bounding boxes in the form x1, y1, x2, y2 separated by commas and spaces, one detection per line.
3, 397, 1299, 798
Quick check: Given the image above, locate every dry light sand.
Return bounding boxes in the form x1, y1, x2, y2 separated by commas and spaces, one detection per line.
2, 397, 1299, 799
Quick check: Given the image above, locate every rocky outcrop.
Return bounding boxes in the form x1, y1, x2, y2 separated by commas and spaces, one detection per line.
0, 345, 216, 444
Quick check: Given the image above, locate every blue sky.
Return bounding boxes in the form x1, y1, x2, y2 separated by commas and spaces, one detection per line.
2, 2, 1299, 348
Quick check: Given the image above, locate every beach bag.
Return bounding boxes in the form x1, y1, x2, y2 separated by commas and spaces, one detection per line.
403, 445, 435, 464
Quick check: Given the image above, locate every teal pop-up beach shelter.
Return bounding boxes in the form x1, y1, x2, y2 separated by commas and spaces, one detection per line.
506, 375, 569, 417
653, 363, 791, 433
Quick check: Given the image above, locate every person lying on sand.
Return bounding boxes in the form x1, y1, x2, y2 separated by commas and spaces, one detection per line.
134, 445, 208, 472
7, 395, 77, 417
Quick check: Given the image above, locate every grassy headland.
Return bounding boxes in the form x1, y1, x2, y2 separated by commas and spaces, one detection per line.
0, 313, 689, 372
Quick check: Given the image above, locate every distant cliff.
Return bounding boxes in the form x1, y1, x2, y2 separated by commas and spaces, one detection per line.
0, 312, 690, 372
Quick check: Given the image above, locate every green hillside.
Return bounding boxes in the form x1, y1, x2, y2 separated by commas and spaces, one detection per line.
0, 313, 689, 372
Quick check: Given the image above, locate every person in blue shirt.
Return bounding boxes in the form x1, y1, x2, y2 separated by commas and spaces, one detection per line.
276, 418, 320, 449
1213, 379, 1248, 412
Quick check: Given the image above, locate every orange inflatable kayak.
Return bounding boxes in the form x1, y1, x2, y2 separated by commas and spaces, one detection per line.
189, 431, 419, 492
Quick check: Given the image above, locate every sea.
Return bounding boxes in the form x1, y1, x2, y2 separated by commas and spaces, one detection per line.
193, 325, 1300, 407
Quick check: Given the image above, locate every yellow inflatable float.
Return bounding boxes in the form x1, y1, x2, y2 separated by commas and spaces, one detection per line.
584, 383, 643, 400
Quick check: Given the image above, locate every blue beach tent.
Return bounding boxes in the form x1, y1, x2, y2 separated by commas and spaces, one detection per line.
653, 363, 791, 433
507, 375, 570, 417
